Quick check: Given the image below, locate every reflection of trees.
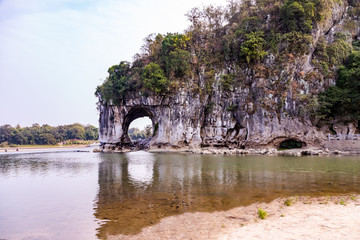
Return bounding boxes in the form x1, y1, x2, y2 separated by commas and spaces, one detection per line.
0, 152, 95, 177
94, 153, 360, 239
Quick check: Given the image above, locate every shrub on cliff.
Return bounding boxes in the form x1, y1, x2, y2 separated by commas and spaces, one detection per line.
164, 48, 191, 78
318, 51, 360, 121
142, 62, 169, 94
313, 36, 352, 76
94, 0, 348, 105
281, 31, 313, 56
280, 0, 320, 33
240, 31, 268, 64
95, 61, 136, 104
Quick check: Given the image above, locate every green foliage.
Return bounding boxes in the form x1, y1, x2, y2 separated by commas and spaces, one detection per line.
0, 124, 98, 145
239, 17, 262, 34
281, 32, 313, 56
333, 32, 348, 41
318, 51, 360, 121
313, 37, 330, 73
298, 93, 320, 119
164, 48, 191, 78
351, 194, 357, 201
313, 36, 352, 75
96, 61, 139, 104
142, 63, 169, 94
144, 125, 153, 138
128, 128, 145, 141
85, 125, 99, 140
265, 31, 282, 54
258, 208, 267, 219
353, 40, 360, 51
0, 124, 12, 144
280, 0, 320, 33
347, 0, 360, 18
153, 123, 159, 137
220, 74, 235, 91
158, 33, 192, 78
161, 33, 190, 55
141, 33, 164, 62
240, 31, 268, 64
284, 199, 293, 206
128, 124, 153, 141
326, 39, 352, 66
94, 0, 349, 103
318, 86, 348, 119
66, 123, 85, 140
227, 103, 238, 111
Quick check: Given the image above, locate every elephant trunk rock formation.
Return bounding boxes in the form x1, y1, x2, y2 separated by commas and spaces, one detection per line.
97, 0, 360, 153
98, 85, 323, 152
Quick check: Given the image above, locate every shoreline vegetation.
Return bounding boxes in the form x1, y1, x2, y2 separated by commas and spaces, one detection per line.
108, 194, 360, 240
0, 123, 99, 146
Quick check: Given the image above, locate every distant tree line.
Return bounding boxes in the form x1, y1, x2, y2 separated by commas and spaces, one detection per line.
0, 123, 98, 145
128, 125, 152, 141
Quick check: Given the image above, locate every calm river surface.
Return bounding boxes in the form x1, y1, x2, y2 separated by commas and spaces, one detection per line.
1, 150, 360, 239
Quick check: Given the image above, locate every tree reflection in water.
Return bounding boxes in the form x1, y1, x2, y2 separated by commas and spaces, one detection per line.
94, 152, 360, 238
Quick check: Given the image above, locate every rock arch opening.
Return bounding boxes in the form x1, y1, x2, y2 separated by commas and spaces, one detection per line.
122, 107, 157, 149
279, 139, 305, 150
128, 117, 153, 141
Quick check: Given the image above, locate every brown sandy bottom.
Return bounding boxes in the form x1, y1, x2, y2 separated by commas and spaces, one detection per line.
108, 194, 360, 240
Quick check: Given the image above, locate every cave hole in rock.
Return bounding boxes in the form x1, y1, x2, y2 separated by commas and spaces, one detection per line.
128, 117, 153, 142
122, 107, 156, 148
279, 139, 305, 150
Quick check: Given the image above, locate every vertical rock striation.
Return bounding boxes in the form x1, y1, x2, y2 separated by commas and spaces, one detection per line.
97, 0, 360, 152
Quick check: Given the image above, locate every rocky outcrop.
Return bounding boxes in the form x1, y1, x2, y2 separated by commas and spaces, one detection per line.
98, 77, 325, 152
97, 1, 360, 152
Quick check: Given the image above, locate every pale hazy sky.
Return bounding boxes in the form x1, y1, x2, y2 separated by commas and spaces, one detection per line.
0, 0, 227, 129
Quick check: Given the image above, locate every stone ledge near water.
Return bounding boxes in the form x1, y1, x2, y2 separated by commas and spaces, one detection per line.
94, 145, 359, 156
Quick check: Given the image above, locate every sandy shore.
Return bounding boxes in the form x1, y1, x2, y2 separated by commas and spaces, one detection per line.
109, 194, 360, 240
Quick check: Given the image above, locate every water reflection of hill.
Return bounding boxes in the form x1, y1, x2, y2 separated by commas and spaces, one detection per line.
94, 152, 360, 238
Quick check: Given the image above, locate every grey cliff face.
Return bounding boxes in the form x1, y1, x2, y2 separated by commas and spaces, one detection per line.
98, 1, 359, 152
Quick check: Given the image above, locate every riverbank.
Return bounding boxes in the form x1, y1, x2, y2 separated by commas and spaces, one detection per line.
108, 194, 360, 240
148, 147, 333, 156
128, 146, 356, 156
99, 140, 360, 156
0, 144, 97, 153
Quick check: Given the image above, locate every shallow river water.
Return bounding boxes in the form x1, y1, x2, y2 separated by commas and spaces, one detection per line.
0, 150, 359, 239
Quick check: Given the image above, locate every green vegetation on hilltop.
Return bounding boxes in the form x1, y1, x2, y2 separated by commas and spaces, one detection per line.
280, 0, 322, 33
96, 0, 331, 101
96, 32, 192, 101
142, 63, 169, 94
240, 31, 268, 64
95, 0, 359, 124
0, 124, 98, 146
